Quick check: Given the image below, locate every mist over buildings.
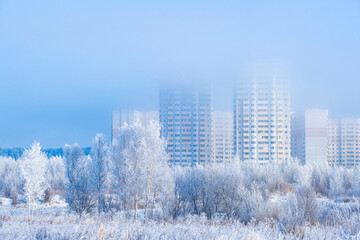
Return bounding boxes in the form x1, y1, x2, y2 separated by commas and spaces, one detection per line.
0, 0, 359, 147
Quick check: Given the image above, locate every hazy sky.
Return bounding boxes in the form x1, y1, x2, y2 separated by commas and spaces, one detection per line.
0, 0, 359, 148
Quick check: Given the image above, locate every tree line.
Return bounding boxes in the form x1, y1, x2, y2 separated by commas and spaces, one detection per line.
1, 121, 360, 233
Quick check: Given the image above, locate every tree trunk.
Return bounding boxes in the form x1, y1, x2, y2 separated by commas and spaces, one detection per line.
145, 177, 151, 219
27, 195, 31, 224
152, 191, 156, 217
135, 194, 138, 220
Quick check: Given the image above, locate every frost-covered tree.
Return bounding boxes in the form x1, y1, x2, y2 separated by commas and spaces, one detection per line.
170, 162, 268, 222
64, 144, 93, 215
0, 156, 22, 205
112, 121, 174, 219
141, 122, 174, 219
309, 162, 331, 197
19, 142, 48, 223
47, 156, 66, 191
45, 156, 66, 204
0, 157, 10, 192
112, 124, 146, 219
89, 133, 110, 213
352, 167, 360, 197
329, 167, 346, 198
111, 143, 126, 211
278, 185, 318, 236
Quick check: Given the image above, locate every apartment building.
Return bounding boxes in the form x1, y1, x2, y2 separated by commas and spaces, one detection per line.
233, 66, 291, 163
160, 85, 212, 166
328, 119, 341, 166
328, 118, 360, 167
212, 111, 233, 163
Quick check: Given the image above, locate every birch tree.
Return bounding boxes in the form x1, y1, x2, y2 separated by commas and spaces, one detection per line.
89, 133, 110, 213
19, 142, 48, 223
112, 121, 174, 219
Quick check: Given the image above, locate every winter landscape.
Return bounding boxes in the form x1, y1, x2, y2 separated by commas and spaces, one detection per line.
0, 122, 360, 239
1, 1, 360, 239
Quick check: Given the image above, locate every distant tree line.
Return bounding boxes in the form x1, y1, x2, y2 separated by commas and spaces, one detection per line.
0, 147, 91, 159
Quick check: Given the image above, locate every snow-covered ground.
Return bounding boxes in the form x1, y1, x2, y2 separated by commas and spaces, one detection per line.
0, 197, 359, 240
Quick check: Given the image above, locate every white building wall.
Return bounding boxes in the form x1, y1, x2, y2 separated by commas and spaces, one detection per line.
304, 109, 328, 164
291, 109, 328, 165
212, 111, 233, 163
291, 111, 305, 163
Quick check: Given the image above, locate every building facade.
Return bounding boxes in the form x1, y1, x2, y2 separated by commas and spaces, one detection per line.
233, 66, 291, 164
160, 85, 212, 166
328, 118, 360, 167
212, 111, 233, 163
328, 119, 341, 166
291, 109, 329, 164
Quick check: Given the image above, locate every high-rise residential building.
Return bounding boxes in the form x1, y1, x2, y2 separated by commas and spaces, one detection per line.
339, 118, 360, 167
328, 119, 341, 166
160, 85, 212, 166
212, 111, 233, 163
233, 66, 291, 164
111, 109, 159, 146
328, 118, 360, 167
291, 109, 329, 164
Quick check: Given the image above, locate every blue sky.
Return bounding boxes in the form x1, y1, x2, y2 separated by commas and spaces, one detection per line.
0, 0, 359, 148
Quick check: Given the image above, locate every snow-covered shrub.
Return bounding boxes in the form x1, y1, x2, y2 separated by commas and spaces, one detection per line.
278, 193, 305, 237
0, 157, 22, 205
278, 185, 318, 237
310, 163, 331, 197
281, 158, 301, 185
170, 162, 267, 223
329, 167, 347, 198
